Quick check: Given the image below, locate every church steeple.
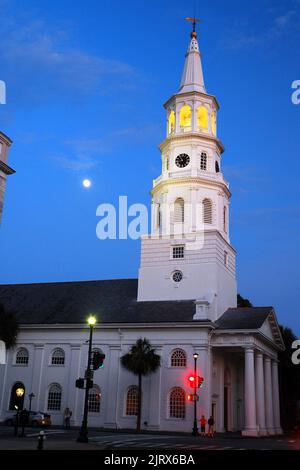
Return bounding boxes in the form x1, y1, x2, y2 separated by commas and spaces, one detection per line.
138, 20, 237, 319
179, 29, 206, 95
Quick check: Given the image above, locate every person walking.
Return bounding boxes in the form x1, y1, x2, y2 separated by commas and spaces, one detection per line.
20, 408, 29, 437
64, 407, 72, 429
207, 416, 215, 437
199, 415, 207, 437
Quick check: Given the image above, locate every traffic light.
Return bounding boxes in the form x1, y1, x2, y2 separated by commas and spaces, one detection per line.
198, 376, 204, 388
188, 375, 196, 387
188, 375, 204, 388
93, 351, 106, 370
187, 393, 193, 401
76, 378, 84, 389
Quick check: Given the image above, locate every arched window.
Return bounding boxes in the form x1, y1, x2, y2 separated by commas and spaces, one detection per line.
170, 349, 187, 367
200, 152, 207, 170
169, 387, 186, 419
203, 199, 213, 225
197, 106, 208, 129
168, 110, 175, 134
88, 385, 101, 413
47, 384, 62, 411
211, 112, 217, 136
9, 382, 25, 410
126, 386, 139, 416
179, 105, 191, 128
51, 348, 65, 365
174, 198, 184, 223
15, 348, 29, 365
215, 161, 220, 173
223, 206, 227, 233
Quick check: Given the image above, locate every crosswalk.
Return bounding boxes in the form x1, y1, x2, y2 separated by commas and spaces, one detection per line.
88, 436, 244, 451
26, 430, 67, 437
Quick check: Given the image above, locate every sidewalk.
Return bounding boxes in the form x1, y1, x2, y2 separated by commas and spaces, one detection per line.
0, 436, 100, 450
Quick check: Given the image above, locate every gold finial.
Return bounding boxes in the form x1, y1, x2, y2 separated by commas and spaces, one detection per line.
185, 17, 200, 38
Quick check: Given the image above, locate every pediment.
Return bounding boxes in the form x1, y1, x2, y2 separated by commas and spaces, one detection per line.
259, 311, 284, 350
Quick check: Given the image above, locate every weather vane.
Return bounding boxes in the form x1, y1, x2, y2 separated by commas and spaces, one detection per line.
185, 17, 200, 37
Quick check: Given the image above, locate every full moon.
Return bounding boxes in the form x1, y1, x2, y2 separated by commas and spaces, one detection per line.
82, 179, 92, 188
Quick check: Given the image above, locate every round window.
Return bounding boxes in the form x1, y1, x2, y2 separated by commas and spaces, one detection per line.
172, 271, 183, 283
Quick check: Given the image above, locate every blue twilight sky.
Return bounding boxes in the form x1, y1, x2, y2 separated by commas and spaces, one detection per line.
0, 0, 300, 335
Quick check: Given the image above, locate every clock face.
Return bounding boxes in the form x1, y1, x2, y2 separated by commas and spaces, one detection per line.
175, 153, 190, 168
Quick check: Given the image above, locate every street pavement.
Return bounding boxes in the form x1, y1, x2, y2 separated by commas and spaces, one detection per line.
0, 426, 299, 451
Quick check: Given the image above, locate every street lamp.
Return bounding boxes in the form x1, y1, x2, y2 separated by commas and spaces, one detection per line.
77, 315, 96, 443
192, 353, 199, 436
28, 393, 35, 412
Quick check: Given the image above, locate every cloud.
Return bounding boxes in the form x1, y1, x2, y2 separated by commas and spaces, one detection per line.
223, 164, 267, 184
51, 125, 161, 171
0, 19, 136, 104
232, 206, 300, 228
222, 8, 299, 51
274, 10, 296, 28
52, 154, 98, 171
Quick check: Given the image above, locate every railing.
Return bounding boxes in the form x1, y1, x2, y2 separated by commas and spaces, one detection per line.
153, 170, 229, 188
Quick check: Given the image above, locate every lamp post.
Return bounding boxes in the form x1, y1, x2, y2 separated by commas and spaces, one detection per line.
192, 353, 199, 436
28, 393, 35, 412
77, 315, 96, 443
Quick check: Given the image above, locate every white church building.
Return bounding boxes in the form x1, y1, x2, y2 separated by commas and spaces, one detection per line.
0, 27, 284, 436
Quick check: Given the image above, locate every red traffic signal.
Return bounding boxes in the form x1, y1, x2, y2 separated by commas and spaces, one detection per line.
188, 375, 196, 387
187, 393, 193, 401
188, 375, 204, 388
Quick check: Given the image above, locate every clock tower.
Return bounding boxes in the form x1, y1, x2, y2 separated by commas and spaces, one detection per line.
137, 26, 237, 321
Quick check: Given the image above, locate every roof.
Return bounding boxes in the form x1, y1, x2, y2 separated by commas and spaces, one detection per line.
216, 307, 273, 330
179, 35, 206, 95
0, 279, 197, 325
0, 280, 283, 351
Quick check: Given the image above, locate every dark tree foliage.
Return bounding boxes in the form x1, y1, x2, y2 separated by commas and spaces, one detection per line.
0, 303, 19, 349
278, 326, 300, 430
237, 294, 253, 308
121, 338, 161, 432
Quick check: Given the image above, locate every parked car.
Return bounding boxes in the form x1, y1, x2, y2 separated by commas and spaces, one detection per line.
4, 411, 51, 427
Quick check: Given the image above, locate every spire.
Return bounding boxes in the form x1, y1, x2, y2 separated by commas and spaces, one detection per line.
178, 19, 206, 95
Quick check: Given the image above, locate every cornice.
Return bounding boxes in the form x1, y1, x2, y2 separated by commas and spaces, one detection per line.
159, 132, 224, 154
19, 322, 215, 331
163, 91, 220, 111
0, 160, 15, 175
151, 176, 231, 198
0, 131, 13, 146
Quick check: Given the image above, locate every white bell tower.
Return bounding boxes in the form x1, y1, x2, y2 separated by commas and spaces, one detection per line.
137, 24, 237, 320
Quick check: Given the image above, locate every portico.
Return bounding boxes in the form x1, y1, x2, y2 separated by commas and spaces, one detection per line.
211, 311, 283, 437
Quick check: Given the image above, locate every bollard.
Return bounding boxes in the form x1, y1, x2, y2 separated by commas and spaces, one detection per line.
37, 430, 46, 450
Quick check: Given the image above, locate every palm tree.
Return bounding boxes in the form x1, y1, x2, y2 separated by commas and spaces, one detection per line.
0, 303, 19, 349
121, 338, 161, 432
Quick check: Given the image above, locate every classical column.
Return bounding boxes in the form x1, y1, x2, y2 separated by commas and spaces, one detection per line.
272, 360, 282, 434
242, 347, 258, 436
255, 352, 267, 435
264, 356, 275, 434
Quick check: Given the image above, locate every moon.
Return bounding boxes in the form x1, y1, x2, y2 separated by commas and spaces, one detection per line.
82, 179, 92, 188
